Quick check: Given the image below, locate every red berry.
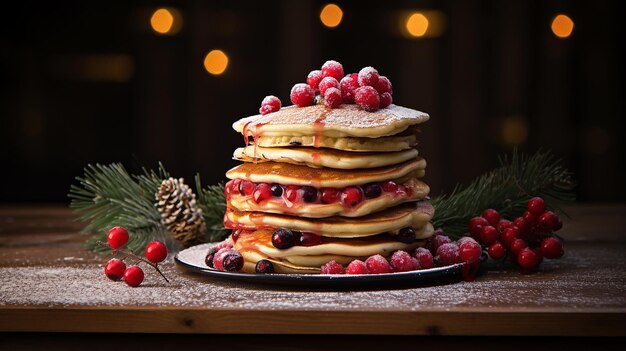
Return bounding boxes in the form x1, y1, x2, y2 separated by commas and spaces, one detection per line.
497, 219, 513, 233
554, 219, 563, 231
481, 209, 501, 226
541, 237, 564, 259
318, 76, 339, 95
538, 211, 560, 232
357, 66, 379, 87
517, 248, 543, 271
479, 225, 499, 245
321, 188, 340, 204
306, 70, 323, 90
354, 86, 380, 112
365, 254, 393, 274
255, 259, 274, 273
205, 246, 218, 267
378, 92, 392, 108
239, 180, 255, 196
487, 241, 506, 260
145, 240, 168, 263
427, 233, 452, 255
321, 60, 344, 81
123, 266, 144, 287
107, 226, 129, 249
259, 95, 281, 115
509, 238, 528, 256
513, 217, 530, 235
339, 73, 359, 103
458, 240, 482, 263
272, 228, 295, 250
374, 76, 392, 94
321, 260, 344, 274
253, 183, 272, 203
437, 243, 460, 266
346, 260, 368, 274
323, 87, 342, 108
457, 236, 478, 245
222, 250, 244, 272
500, 226, 520, 247
389, 250, 416, 272
290, 83, 315, 107
297, 232, 323, 246
212, 248, 230, 270
341, 187, 363, 207
468, 217, 490, 239
104, 258, 126, 281
522, 211, 537, 228
285, 185, 300, 202
381, 180, 399, 193
527, 197, 547, 216
412, 247, 434, 269
215, 240, 234, 251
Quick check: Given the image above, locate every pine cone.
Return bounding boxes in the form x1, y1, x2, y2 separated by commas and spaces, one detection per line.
156, 177, 207, 247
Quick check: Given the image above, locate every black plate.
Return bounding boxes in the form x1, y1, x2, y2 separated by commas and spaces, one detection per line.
175, 243, 481, 288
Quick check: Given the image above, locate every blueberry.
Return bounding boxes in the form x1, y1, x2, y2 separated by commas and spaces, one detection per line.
255, 259, 275, 273
222, 250, 244, 272
397, 227, 416, 243
205, 246, 218, 267
301, 186, 318, 203
272, 228, 295, 249
270, 183, 283, 197
363, 183, 382, 199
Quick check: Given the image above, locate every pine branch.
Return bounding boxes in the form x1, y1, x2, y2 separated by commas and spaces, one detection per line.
195, 176, 229, 242
431, 149, 576, 239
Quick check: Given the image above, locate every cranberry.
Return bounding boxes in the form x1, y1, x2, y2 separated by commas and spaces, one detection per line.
306, 69, 323, 90
323, 87, 342, 108
396, 227, 416, 243
497, 219, 513, 233
362, 183, 382, 199
239, 180, 255, 196
253, 183, 272, 203
365, 254, 393, 274
301, 186, 319, 203
145, 240, 168, 263
297, 232, 323, 246
212, 248, 230, 270
522, 211, 537, 228
457, 236, 478, 245
468, 217, 490, 239
318, 76, 339, 95
346, 259, 368, 274
259, 95, 281, 115
554, 219, 563, 231
285, 185, 300, 202
487, 241, 506, 260
354, 86, 380, 112
255, 259, 274, 273
339, 73, 359, 103
500, 226, 520, 247
427, 233, 452, 255
379, 92, 392, 108
509, 238, 528, 256
458, 240, 482, 263
231, 229, 242, 243
321, 188, 340, 204
341, 187, 363, 207
205, 246, 218, 267
436, 243, 460, 266
513, 216, 530, 235
104, 258, 126, 281
290, 83, 315, 107
107, 226, 129, 249
381, 180, 399, 193
321, 60, 344, 81
222, 250, 244, 272
270, 184, 283, 197
230, 179, 242, 193
527, 197, 547, 216
357, 66, 379, 87
390, 250, 416, 272
481, 209, 500, 226
272, 228, 295, 249
517, 248, 543, 271
538, 211, 560, 232
412, 247, 434, 269
374, 76, 392, 94
541, 237, 564, 259
479, 225, 499, 245
123, 266, 144, 287
215, 240, 233, 251
321, 260, 344, 274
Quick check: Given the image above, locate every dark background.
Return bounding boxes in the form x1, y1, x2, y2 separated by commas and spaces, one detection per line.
1, 0, 624, 203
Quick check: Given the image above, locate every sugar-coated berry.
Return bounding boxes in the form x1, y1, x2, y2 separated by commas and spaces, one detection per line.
379, 92, 392, 108
297, 232, 323, 246
497, 219, 513, 233
212, 248, 230, 271
339, 73, 359, 103
479, 225, 499, 245
381, 180, 399, 193
145, 240, 168, 263
517, 248, 543, 271
458, 240, 482, 263
301, 186, 319, 203
306, 70, 323, 90
321, 188, 340, 204
341, 187, 363, 207
358, 66, 379, 87
205, 246, 218, 267
481, 209, 501, 226
318, 76, 339, 95
396, 227, 416, 243
354, 86, 380, 112
488, 241, 506, 260
272, 228, 295, 249
365, 254, 393, 274
215, 240, 234, 251
255, 259, 275, 273
509, 238, 528, 256
345, 259, 368, 274
321, 60, 344, 81
390, 250, 416, 272
457, 236, 478, 245
259, 95, 281, 115
541, 237, 564, 259
321, 260, 345, 274
374, 76, 392, 94
107, 226, 129, 249
290, 83, 315, 107
239, 180, 255, 196
323, 87, 342, 108
253, 183, 272, 203
362, 183, 382, 199
538, 211, 560, 232
123, 266, 144, 287
527, 197, 547, 216
222, 250, 244, 272
412, 247, 434, 269
104, 258, 126, 281
270, 183, 283, 197
468, 217, 490, 238
427, 233, 452, 255
436, 243, 460, 266
284, 185, 300, 202
500, 226, 520, 247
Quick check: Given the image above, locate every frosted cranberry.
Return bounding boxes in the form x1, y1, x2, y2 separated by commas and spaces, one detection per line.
272, 228, 295, 249
436, 243, 460, 266
323, 87, 342, 108
541, 237, 564, 259
212, 248, 230, 270
321, 260, 344, 274
301, 186, 319, 203
306, 69, 323, 90
457, 236, 478, 245
458, 240, 482, 263
318, 76, 339, 95
285, 185, 300, 202
321, 60, 344, 81
239, 180, 255, 196
123, 266, 144, 287
390, 250, 416, 272
253, 183, 272, 203
412, 247, 434, 269
509, 238, 528, 256
379, 92, 392, 108
357, 66, 379, 87
497, 219, 513, 233
363, 183, 382, 199
481, 209, 500, 226
538, 211, 560, 232
427, 233, 452, 255
500, 226, 520, 247
374, 76, 392, 94
513, 217, 530, 235
107, 226, 129, 249
222, 250, 244, 272
104, 258, 126, 281
321, 188, 340, 204
145, 240, 168, 263
468, 216, 489, 239
346, 260, 368, 274
259, 95, 281, 115
290, 83, 315, 107
297, 232, 323, 246
381, 180, 399, 193
354, 86, 380, 112
270, 184, 283, 197
215, 240, 233, 251
517, 248, 543, 271
341, 187, 363, 207
488, 241, 506, 260
255, 259, 274, 273
522, 211, 537, 228
527, 197, 547, 216
339, 73, 359, 103
479, 225, 499, 245
396, 227, 416, 243
365, 254, 393, 274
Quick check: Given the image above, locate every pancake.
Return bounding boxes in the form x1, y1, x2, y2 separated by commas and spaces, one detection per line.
226, 158, 426, 188
226, 178, 430, 218
224, 201, 435, 238
233, 104, 429, 139
234, 146, 418, 169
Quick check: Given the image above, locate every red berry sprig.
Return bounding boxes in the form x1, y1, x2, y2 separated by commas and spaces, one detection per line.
100, 226, 170, 287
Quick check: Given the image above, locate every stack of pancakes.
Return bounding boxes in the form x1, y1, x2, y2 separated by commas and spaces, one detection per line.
224, 103, 434, 273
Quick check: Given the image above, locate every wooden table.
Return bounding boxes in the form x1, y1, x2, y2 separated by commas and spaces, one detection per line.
1, 204, 625, 343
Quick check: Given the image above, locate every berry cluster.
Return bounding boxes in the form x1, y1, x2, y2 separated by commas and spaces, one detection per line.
101, 226, 169, 287
204, 241, 244, 272
467, 197, 564, 271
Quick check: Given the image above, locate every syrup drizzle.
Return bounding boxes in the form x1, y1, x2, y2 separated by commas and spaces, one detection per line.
312, 108, 329, 148
241, 120, 267, 162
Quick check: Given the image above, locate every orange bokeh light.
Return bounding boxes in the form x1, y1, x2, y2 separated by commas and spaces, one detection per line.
551, 14, 574, 38
320, 4, 343, 28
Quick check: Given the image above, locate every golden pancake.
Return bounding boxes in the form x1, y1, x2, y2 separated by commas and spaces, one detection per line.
251, 131, 418, 152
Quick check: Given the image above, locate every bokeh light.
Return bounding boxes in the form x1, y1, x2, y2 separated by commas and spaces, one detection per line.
320, 4, 343, 28
203, 50, 229, 75
551, 14, 574, 38
499, 115, 529, 145
150, 8, 182, 35
406, 13, 429, 37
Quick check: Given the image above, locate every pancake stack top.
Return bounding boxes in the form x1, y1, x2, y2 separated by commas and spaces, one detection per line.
222, 61, 434, 274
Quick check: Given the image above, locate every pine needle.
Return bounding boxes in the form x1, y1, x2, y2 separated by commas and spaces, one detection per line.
195, 176, 228, 242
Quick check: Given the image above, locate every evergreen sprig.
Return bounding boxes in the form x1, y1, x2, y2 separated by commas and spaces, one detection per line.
195, 175, 229, 242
